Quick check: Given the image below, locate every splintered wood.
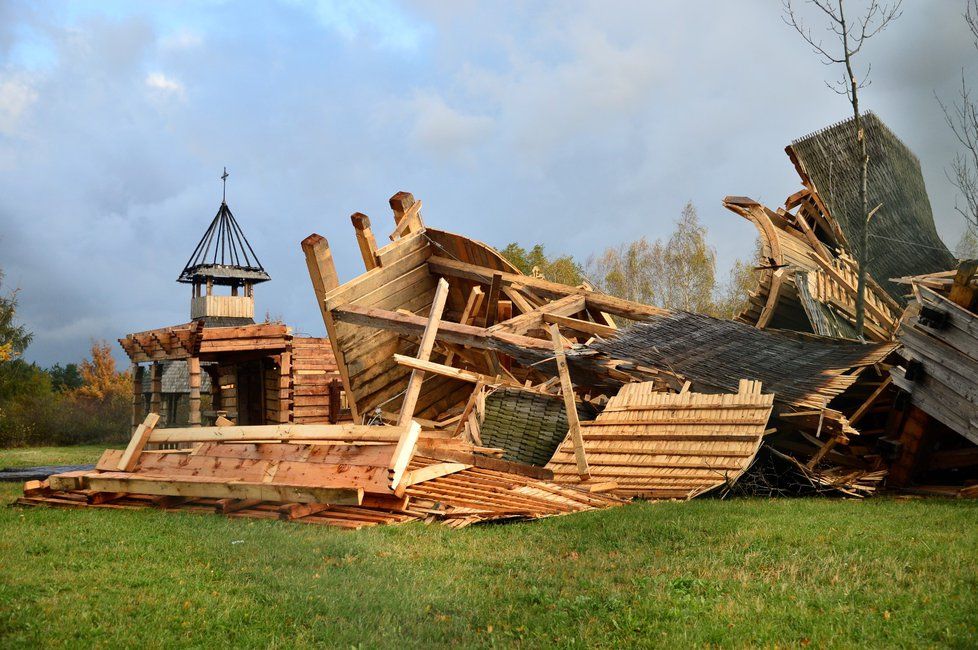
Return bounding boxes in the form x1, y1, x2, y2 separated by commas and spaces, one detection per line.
21, 419, 623, 529
547, 380, 773, 499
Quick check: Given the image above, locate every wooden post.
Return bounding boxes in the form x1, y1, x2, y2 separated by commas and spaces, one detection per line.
188, 357, 201, 426
389, 191, 422, 239
397, 278, 450, 427
484, 273, 503, 327
131, 364, 144, 433
329, 379, 341, 423
351, 212, 380, 271
279, 350, 292, 424
118, 412, 161, 472
150, 362, 162, 420
301, 233, 359, 422
444, 286, 483, 367
549, 323, 591, 480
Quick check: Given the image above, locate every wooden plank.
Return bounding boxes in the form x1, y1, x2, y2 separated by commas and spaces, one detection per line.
332, 304, 553, 352
397, 278, 450, 426
484, 273, 503, 327
542, 312, 616, 337
550, 324, 590, 480
388, 420, 422, 490
428, 255, 668, 320
118, 413, 161, 472
401, 462, 470, 487
302, 233, 359, 422
149, 423, 405, 444
77, 473, 365, 506
444, 286, 484, 367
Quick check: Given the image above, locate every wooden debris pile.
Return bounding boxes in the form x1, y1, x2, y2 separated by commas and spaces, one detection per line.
884, 261, 978, 495
20, 417, 623, 529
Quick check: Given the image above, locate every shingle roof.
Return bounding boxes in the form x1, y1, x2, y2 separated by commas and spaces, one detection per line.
141, 360, 213, 394
788, 112, 955, 299
479, 388, 597, 467
573, 311, 896, 409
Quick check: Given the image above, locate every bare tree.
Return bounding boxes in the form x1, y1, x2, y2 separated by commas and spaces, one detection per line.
938, 0, 978, 246
783, 0, 902, 337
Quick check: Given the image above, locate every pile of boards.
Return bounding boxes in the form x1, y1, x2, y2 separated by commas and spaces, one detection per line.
20, 417, 623, 529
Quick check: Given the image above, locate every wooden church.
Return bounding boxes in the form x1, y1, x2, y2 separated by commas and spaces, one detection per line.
118, 172, 346, 430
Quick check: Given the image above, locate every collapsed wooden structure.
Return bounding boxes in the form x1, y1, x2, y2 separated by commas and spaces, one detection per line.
22, 113, 978, 530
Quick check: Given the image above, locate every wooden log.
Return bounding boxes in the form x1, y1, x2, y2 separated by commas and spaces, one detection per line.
549, 324, 590, 480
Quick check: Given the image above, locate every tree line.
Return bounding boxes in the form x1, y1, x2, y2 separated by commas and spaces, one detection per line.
501, 201, 758, 320
0, 270, 131, 447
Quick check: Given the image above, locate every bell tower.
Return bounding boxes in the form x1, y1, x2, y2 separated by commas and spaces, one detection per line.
177, 168, 270, 324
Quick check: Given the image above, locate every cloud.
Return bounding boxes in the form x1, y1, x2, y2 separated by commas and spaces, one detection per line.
160, 28, 203, 51
406, 91, 493, 159
0, 74, 37, 136
145, 72, 185, 99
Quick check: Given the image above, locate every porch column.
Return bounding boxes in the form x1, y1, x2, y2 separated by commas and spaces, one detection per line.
131, 363, 144, 433
188, 357, 201, 426
150, 361, 162, 419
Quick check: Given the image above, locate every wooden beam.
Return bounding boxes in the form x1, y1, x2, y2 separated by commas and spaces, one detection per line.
427, 255, 668, 320
756, 267, 786, 329
393, 354, 503, 386
59, 472, 364, 506
389, 191, 422, 239
148, 423, 406, 444
131, 364, 144, 433
389, 420, 422, 491
401, 462, 470, 487
397, 277, 451, 427
331, 304, 554, 352
302, 233, 359, 422
484, 273, 503, 327
549, 324, 590, 480
848, 375, 892, 427
453, 380, 485, 440
444, 286, 484, 367
350, 212, 380, 271
490, 294, 586, 335
542, 312, 616, 337
150, 362, 162, 419
188, 357, 201, 426
118, 412, 161, 472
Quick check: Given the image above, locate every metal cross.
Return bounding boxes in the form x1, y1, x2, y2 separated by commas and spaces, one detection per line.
221, 167, 229, 203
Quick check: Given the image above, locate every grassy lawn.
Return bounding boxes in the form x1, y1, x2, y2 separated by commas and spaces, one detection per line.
0, 445, 114, 469
1, 446, 976, 648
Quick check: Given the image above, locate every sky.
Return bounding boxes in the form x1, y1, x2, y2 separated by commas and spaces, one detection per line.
1, 0, 976, 367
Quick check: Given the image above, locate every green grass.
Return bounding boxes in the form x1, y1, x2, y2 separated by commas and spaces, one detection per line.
1, 446, 977, 648
0, 445, 113, 469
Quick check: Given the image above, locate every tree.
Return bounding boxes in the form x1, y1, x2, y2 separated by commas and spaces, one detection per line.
586, 237, 657, 305
499, 243, 584, 286
74, 341, 131, 402
938, 0, 978, 244
783, 0, 903, 336
0, 269, 32, 364
587, 201, 756, 317
714, 240, 763, 320
48, 363, 84, 392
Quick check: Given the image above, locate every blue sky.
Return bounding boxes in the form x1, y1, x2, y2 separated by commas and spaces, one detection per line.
1, 0, 975, 366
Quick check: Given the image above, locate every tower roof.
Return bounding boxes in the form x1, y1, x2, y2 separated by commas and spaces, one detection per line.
178, 194, 270, 286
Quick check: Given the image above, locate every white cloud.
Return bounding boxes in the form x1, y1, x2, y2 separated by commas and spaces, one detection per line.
145, 72, 185, 99
407, 92, 494, 158
0, 74, 37, 136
